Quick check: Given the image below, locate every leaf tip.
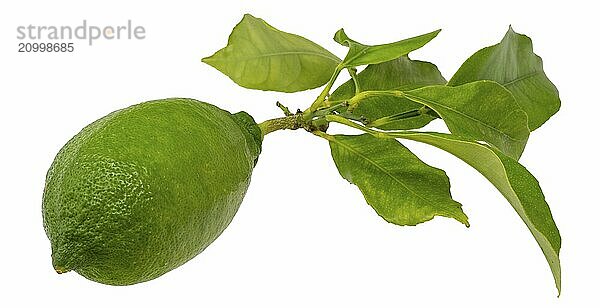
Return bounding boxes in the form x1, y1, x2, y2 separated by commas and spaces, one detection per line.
450, 202, 470, 227
455, 212, 470, 228
426, 29, 442, 39
241, 13, 264, 27
201, 55, 214, 65
242, 13, 256, 20
554, 268, 562, 297
504, 25, 520, 40
420, 29, 442, 44
333, 28, 349, 46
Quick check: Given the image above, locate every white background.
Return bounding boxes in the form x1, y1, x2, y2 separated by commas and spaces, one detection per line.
1, 0, 598, 306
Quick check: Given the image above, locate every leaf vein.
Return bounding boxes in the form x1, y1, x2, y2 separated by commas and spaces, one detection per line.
403, 93, 527, 143
208, 50, 341, 63
503, 71, 540, 87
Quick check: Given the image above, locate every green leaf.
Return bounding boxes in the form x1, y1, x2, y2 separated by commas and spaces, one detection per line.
329, 56, 446, 129
403, 81, 530, 159
202, 14, 341, 93
325, 133, 469, 226
448, 27, 560, 130
334, 28, 440, 68
393, 131, 561, 294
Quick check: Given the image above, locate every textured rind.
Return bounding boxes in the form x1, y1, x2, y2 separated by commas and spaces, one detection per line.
42, 98, 261, 285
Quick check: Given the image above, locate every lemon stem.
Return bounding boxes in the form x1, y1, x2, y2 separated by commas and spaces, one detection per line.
258, 115, 302, 137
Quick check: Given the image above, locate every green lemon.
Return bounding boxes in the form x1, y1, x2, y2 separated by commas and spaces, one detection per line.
42, 98, 262, 285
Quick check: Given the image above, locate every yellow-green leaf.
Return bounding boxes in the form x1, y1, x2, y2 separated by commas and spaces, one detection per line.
448, 27, 560, 130
203, 14, 341, 93
325, 133, 468, 226
393, 131, 561, 294
334, 28, 440, 68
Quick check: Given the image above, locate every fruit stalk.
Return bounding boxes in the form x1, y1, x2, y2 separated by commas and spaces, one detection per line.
258, 114, 303, 136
